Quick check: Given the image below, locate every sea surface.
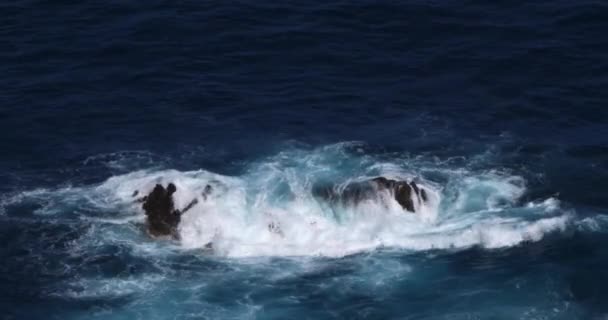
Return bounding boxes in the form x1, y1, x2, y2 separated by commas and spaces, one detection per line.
2, 1, 608, 319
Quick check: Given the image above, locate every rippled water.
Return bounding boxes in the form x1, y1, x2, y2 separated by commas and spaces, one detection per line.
2, 1, 608, 319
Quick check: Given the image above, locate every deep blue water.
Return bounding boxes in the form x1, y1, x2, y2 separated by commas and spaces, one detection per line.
3, 1, 608, 319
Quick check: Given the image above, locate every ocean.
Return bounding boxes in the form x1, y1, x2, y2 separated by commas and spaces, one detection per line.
2, 1, 608, 319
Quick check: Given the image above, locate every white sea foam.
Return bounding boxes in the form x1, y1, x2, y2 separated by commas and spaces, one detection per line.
3, 145, 576, 258
59, 275, 164, 299
94, 163, 568, 258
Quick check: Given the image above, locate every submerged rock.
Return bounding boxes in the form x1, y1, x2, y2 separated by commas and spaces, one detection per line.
312, 177, 428, 213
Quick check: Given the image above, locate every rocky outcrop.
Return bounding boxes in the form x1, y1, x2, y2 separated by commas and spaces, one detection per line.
312, 177, 428, 213
135, 183, 199, 238
134, 177, 427, 242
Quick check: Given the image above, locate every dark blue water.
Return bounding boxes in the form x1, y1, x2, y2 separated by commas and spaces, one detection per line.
3, 1, 608, 319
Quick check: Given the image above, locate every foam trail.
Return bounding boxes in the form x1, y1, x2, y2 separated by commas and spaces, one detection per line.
3, 144, 574, 258
88, 145, 569, 257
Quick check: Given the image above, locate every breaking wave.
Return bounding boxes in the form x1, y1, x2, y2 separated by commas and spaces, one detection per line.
2, 143, 576, 258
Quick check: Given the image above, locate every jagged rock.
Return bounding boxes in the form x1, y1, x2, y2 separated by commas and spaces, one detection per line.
312, 177, 428, 213
136, 183, 198, 239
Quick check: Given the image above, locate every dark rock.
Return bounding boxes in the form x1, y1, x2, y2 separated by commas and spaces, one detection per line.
394, 181, 415, 212
139, 183, 199, 239
420, 188, 428, 202
142, 183, 181, 238
313, 177, 428, 213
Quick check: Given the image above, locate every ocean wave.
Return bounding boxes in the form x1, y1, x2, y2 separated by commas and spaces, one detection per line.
1, 143, 583, 258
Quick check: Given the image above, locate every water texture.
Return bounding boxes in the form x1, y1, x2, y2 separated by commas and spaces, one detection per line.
2, 1, 608, 319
